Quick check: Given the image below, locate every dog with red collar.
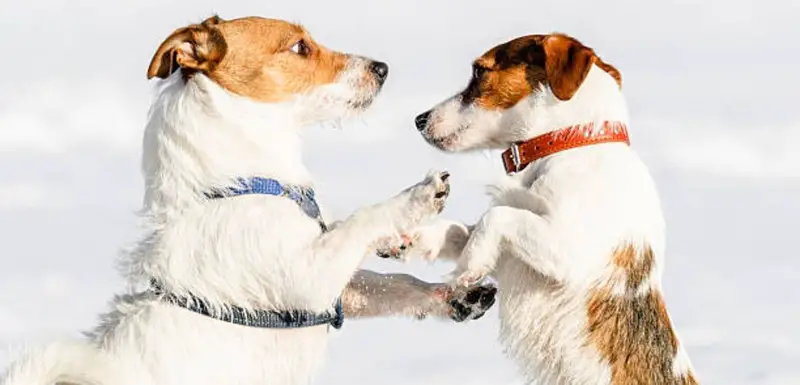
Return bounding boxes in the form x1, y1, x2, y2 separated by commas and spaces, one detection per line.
405, 33, 699, 385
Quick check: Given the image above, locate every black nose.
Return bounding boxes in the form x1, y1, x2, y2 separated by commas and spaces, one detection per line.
369, 61, 389, 85
415, 111, 432, 131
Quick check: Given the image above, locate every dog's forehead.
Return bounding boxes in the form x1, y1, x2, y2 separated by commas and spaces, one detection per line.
475, 35, 547, 69
215, 17, 308, 50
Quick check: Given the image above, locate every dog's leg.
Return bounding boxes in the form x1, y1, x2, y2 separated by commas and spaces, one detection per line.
376, 219, 473, 262
312, 171, 450, 295
341, 270, 496, 322
452, 206, 563, 286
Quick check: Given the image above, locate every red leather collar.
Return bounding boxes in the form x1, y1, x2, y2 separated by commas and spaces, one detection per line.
501, 121, 630, 173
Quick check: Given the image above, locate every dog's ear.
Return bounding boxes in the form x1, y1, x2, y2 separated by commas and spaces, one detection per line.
541, 34, 597, 101
595, 58, 622, 90
146, 15, 228, 80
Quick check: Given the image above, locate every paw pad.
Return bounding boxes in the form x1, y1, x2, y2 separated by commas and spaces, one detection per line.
449, 285, 497, 322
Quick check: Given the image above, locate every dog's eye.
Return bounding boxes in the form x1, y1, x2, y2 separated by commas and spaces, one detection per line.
290, 39, 309, 56
472, 65, 487, 80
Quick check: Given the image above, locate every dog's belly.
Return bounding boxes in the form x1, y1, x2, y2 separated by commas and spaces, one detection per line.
495, 258, 612, 385
96, 300, 330, 385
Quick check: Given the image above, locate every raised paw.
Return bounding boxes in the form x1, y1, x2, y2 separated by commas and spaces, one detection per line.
409, 170, 451, 215
429, 171, 451, 214
375, 234, 415, 260
447, 284, 498, 322
389, 171, 452, 235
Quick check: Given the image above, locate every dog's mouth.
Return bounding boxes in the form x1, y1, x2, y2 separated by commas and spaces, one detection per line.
422, 125, 469, 151
348, 97, 376, 111
349, 80, 386, 111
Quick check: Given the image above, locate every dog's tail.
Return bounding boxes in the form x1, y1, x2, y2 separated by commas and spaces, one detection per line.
1, 340, 117, 385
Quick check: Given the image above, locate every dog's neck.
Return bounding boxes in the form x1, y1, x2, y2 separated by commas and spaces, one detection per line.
141, 73, 312, 213
517, 65, 630, 142
500, 65, 630, 174
495, 65, 631, 184
502, 121, 629, 173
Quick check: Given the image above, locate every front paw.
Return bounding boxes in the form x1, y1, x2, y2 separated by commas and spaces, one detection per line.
401, 171, 451, 223
446, 285, 498, 322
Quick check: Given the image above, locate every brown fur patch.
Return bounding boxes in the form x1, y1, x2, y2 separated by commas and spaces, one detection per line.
464, 33, 622, 109
147, 16, 348, 103
146, 15, 228, 80
541, 34, 597, 100
587, 288, 682, 384
612, 244, 655, 291
586, 244, 693, 384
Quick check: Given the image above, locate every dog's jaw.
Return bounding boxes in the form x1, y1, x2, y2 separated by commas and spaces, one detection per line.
291, 56, 386, 126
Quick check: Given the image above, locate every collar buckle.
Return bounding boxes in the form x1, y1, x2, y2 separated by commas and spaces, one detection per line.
509, 143, 522, 173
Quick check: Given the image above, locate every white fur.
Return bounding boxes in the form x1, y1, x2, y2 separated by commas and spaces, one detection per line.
1, 54, 459, 385
412, 65, 696, 384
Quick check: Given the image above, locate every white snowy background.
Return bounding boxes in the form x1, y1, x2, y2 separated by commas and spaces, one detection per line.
1, 0, 798, 384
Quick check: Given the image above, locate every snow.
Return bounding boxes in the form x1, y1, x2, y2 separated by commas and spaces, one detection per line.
1, 0, 798, 383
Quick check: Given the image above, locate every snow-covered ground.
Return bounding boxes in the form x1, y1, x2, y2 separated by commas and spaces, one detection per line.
1, 1, 798, 384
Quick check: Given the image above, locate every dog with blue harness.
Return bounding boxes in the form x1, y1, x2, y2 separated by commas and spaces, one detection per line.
0, 15, 497, 385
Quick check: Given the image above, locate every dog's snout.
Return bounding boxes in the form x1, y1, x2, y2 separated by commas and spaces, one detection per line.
415, 111, 432, 131
369, 61, 389, 84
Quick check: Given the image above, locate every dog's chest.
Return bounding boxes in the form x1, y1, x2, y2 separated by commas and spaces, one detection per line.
489, 174, 614, 384
494, 259, 612, 384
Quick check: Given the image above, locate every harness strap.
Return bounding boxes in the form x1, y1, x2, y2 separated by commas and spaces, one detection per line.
151, 281, 343, 329
150, 176, 343, 329
206, 177, 327, 232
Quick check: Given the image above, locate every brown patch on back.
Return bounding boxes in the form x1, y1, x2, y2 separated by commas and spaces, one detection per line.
147, 15, 348, 103
612, 244, 655, 291
464, 33, 623, 110
586, 243, 692, 384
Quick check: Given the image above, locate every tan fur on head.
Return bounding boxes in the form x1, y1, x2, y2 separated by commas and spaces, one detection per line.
467, 32, 623, 110
147, 15, 349, 103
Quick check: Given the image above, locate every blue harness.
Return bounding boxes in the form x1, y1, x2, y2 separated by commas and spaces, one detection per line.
205, 177, 328, 231
152, 177, 343, 330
